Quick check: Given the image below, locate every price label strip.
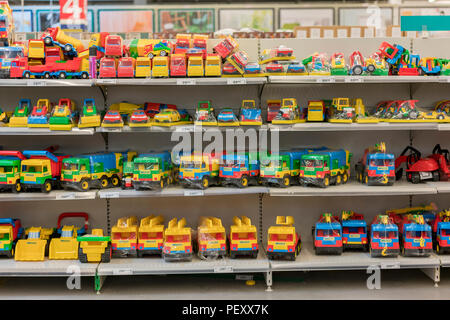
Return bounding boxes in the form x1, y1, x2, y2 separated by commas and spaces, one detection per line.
227, 78, 247, 85
177, 79, 196, 85
102, 192, 120, 198
27, 80, 47, 87
316, 77, 335, 83
184, 190, 204, 196
214, 266, 233, 273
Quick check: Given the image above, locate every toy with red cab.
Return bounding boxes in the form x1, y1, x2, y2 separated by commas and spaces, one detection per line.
219, 152, 260, 188
313, 213, 343, 255
213, 36, 238, 59
117, 57, 135, 78
104, 35, 123, 57
267, 99, 281, 122
99, 57, 116, 78
395, 145, 441, 183
170, 54, 187, 77
227, 50, 248, 74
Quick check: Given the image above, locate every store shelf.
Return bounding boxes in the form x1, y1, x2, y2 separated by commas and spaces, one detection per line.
437, 255, 450, 268
438, 124, 450, 131
269, 242, 440, 272
95, 78, 266, 86
0, 259, 97, 276
98, 186, 269, 199
425, 181, 450, 194
0, 79, 94, 87
96, 124, 267, 133
0, 127, 95, 135
268, 75, 450, 84
0, 190, 97, 202
97, 251, 269, 276
269, 122, 438, 131
269, 181, 437, 197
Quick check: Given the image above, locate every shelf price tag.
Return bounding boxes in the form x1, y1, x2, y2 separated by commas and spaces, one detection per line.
227, 78, 247, 85
112, 269, 133, 275
97, 79, 116, 85
177, 79, 196, 85
27, 80, 47, 87
316, 77, 335, 83
345, 77, 363, 83
214, 266, 233, 273
102, 191, 120, 198
380, 262, 400, 269
56, 192, 75, 200
184, 190, 204, 196
176, 126, 195, 132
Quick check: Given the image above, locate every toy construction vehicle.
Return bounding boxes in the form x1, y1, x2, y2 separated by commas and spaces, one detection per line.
163, 218, 193, 262
15, 226, 55, 261
267, 216, 301, 261
229, 216, 258, 259
111, 216, 138, 257
77, 228, 111, 263
197, 217, 227, 259
78, 99, 101, 128
137, 215, 164, 257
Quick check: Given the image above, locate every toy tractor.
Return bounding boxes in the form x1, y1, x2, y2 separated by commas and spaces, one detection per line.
77, 228, 111, 263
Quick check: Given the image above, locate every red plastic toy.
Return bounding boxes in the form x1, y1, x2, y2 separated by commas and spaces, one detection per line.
395, 146, 441, 183
99, 57, 116, 78
117, 57, 134, 78
170, 54, 187, 77
104, 35, 123, 57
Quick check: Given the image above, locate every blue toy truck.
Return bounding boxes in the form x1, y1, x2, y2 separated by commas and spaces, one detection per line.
355, 142, 395, 186
260, 150, 310, 187
341, 211, 368, 251
313, 213, 343, 255
219, 152, 260, 188
370, 215, 400, 257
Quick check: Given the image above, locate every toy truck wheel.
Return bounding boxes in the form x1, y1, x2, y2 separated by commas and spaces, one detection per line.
42, 180, 52, 193
100, 176, 110, 189
148, 53, 154, 59
239, 175, 249, 188
78, 247, 88, 263
229, 251, 236, 259
352, 65, 363, 75
335, 174, 342, 185
101, 244, 112, 262
367, 64, 376, 73
43, 36, 52, 45
201, 176, 210, 189
80, 179, 90, 191
137, 250, 144, 258
432, 171, 440, 181
12, 181, 21, 193
281, 175, 290, 188
342, 173, 348, 183
320, 175, 330, 188
59, 72, 67, 79
160, 179, 164, 189
111, 175, 120, 187
81, 72, 89, 79
364, 174, 369, 185
160, 51, 167, 57
437, 244, 441, 254
44, 72, 51, 79
23, 71, 31, 79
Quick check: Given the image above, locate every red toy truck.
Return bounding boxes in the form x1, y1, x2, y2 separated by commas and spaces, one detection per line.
10, 57, 88, 79
213, 36, 238, 59
117, 57, 135, 78
104, 35, 123, 57
170, 54, 187, 77
99, 57, 117, 78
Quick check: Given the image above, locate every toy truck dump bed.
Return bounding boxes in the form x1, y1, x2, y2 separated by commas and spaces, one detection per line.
267, 216, 301, 260
229, 216, 258, 259
111, 216, 138, 257
197, 217, 227, 259
137, 215, 164, 257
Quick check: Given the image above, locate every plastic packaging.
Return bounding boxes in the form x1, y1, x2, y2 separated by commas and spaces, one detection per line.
217, 108, 239, 126
239, 99, 262, 125
163, 218, 193, 262
313, 213, 342, 255
355, 142, 395, 186
327, 97, 354, 123
433, 209, 450, 254
197, 217, 227, 260
304, 52, 330, 75
193, 101, 217, 125
137, 215, 164, 257
369, 214, 400, 258
267, 216, 301, 261
179, 152, 221, 189
341, 211, 368, 251
111, 216, 138, 258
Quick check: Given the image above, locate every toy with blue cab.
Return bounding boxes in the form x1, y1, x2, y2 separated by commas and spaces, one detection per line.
341, 211, 368, 251
370, 214, 400, 257
313, 213, 343, 255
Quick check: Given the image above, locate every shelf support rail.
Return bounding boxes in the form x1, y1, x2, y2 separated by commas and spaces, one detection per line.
420, 267, 440, 288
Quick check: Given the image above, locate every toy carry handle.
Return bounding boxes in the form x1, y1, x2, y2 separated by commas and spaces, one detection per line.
57, 212, 89, 232
45, 145, 59, 153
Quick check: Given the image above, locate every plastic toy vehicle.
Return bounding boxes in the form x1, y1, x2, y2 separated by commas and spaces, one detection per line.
0, 1, 14, 46
229, 216, 258, 259
328, 98, 354, 123
0, 151, 25, 192
104, 35, 123, 57
265, 62, 284, 75
330, 52, 348, 75
213, 36, 238, 59
187, 56, 204, 77
370, 215, 400, 257
15, 226, 55, 261
352, 98, 379, 123
239, 99, 262, 125
61, 152, 124, 191
222, 61, 241, 77
28, 99, 52, 127
227, 50, 248, 74
433, 210, 450, 254
9, 99, 31, 127
0, 218, 23, 258
41, 26, 85, 53
286, 60, 307, 75
355, 142, 395, 186
117, 57, 135, 78
99, 57, 116, 78
267, 99, 281, 122
197, 217, 227, 259
144, 40, 171, 59
365, 52, 389, 76
152, 56, 169, 77
79, 99, 101, 128
170, 54, 187, 77
303, 53, 330, 75
20, 150, 70, 193
132, 151, 175, 190
163, 218, 193, 262
260, 45, 295, 64
244, 62, 263, 77
267, 216, 301, 261
179, 152, 221, 189
272, 98, 303, 124
341, 211, 368, 251
77, 228, 111, 263
194, 101, 217, 126
49, 212, 88, 260
137, 215, 164, 257
128, 109, 151, 127
27, 39, 45, 59
217, 108, 239, 126
220, 152, 260, 188
102, 110, 123, 128
174, 34, 191, 54
307, 100, 327, 121
388, 100, 422, 121
398, 214, 432, 257
154, 109, 181, 125
419, 57, 441, 76
49, 98, 76, 131
349, 51, 374, 75
135, 57, 151, 78
313, 213, 342, 255
205, 54, 221, 77
395, 146, 441, 183
111, 216, 138, 258
299, 149, 352, 188
121, 161, 134, 189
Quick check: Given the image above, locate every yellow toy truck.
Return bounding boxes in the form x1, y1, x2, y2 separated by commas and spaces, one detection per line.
135, 57, 151, 78
187, 56, 204, 77
77, 229, 111, 263
205, 54, 221, 77
137, 215, 164, 257
179, 152, 221, 189
152, 56, 169, 77
267, 216, 301, 261
229, 216, 258, 259
111, 216, 138, 257
15, 226, 55, 261
197, 217, 227, 259
163, 218, 193, 262
307, 100, 326, 122
328, 97, 354, 123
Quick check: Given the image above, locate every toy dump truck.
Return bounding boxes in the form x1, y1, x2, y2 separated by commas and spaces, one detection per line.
229, 216, 258, 259
49, 212, 88, 260
433, 210, 450, 254
61, 152, 123, 191
15, 226, 55, 261
0, 218, 23, 258
132, 151, 175, 190
111, 216, 138, 257
220, 152, 260, 188
341, 211, 368, 251
313, 213, 343, 255
0, 151, 25, 193
267, 216, 301, 261
137, 215, 164, 257
77, 228, 111, 263
197, 217, 227, 259
179, 152, 221, 189
9, 99, 31, 127
370, 215, 400, 258
163, 218, 193, 262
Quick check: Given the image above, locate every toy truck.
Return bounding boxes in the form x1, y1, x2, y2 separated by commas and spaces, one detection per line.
28, 99, 52, 127
135, 57, 151, 78
0, 218, 23, 258
267, 216, 301, 261
132, 151, 174, 190
117, 57, 135, 78
328, 98, 354, 123
370, 215, 400, 257
260, 150, 309, 187
220, 152, 260, 188
163, 218, 193, 262
313, 213, 343, 255
194, 101, 217, 125
15, 226, 55, 261
0, 151, 25, 193
179, 152, 220, 189
9, 99, 31, 127
104, 35, 123, 57
239, 99, 262, 125
174, 34, 191, 54
111, 216, 138, 257
213, 36, 238, 59
229, 216, 258, 259
227, 50, 249, 74
205, 54, 221, 77
0, 1, 14, 46
272, 98, 303, 124
433, 210, 450, 254
41, 27, 84, 53
299, 149, 352, 188
399, 215, 432, 257
99, 57, 116, 78
341, 211, 368, 251
21, 150, 70, 193
187, 56, 203, 77
152, 56, 169, 77
77, 228, 111, 263
355, 142, 395, 186
49, 98, 77, 130
61, 152, 123, 191
307, 100, 327, 122
49, 212, 88, 260
78, 99, 101, 128
170, 54, 187, 77
121, 160, 134, 189
197, 217, 227, 259
137, 215, 164, 257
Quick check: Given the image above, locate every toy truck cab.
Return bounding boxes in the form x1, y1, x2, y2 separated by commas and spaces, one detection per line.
356, 142, 395, 186
220, 152, 259, 187
137, 215, 164, 257
261, 150, 307, 187
28, 99, 52, 126
111, 216, 138, 257
329, 97, 354, 121
370, 215, 400, 257
187, 56, 204, 77
205, 54, 221, 76
170, 54, 187, 77
79, 99, 100, 128
0, 218, 23, 257
117, 57, 135, 78
152, 56, 169, 77
163, 218, 192, 262
104, 35, 123, 57
267, 216, 301, 260
132, 151, 173, 190
213, 36, 238, 59
77, 228, 111, 263
313, 213, 343, 255
135, 57, 151, 78
0, 151, 25, 192
197, 217, 227, 259
401, 215, 432, 257
99, 57, 116, 78
273, 98, 300, 123
433, 210, 450, 254
229, 216, 258, 259
341, 211, 368, 250
179, 153, 220, 189
307, 100, 326, 121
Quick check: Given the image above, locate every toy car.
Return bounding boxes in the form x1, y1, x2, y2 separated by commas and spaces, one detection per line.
144, 41, 171, 59
163, 218, 193, 262
137, 215, 165, 257
239, 99, 262, 125
102, 110, 123, 127
349, 51, 372, 75
244, 62, 263, 76
307, 100, 327, 122
217, 108, 239, 126
265, 62, 284, 74
79, 99, 101, 128
111, 216, 138, 258
15, 226, 55, 261
395, 145, 443, 183
9, 99, 31, 127
222, 61, 241, 77
227, 50, 248, 74
197, 217, 227, 259
266, 99, 281, 122
170, 54, 187, 77
433, 210, 450, 254
128, 109, 151, 127
229, 216, 258, 259
49, 98, 77, 131
205, 54, 221, 77
154, 109, 181, 124
0, 218, 23, 258
286, 60, 307, 75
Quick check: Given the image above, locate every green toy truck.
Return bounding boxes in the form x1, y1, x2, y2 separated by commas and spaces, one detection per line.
0, 151, 26, 192
132, 151, 175, 190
